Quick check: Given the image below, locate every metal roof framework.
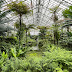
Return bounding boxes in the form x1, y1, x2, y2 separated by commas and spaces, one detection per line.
1, 0, 72, 27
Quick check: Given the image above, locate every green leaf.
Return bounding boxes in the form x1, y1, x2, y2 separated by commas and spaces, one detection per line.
11, 48, 16, 58
2, 51, 8, 59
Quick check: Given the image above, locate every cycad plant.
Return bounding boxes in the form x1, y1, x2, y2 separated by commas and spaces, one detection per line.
7, 1, 30, 48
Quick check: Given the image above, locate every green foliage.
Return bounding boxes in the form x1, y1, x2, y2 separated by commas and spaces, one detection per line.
1, 51, 8, 60
66, 32, 72, 37
0, 1, 72, 72
49, 24, 61, 45
11, 48, 17, 58
5, 36, 18, 44
7, 1, 30, 15
14, 21, 26, 30
0, 36, 18, 44
0, 42, 14, 53
53, 24, 60, 38
59, 32, 72, 48
43, 46, 72, 72
0, 36, 4, 41
38, 39, 49, 51
38, 26, 47, 39
49, 6, 61, 44
0, 56, 43, 72
24, 24, 35, 45
10, 46, 29, 58
62, 20, 72, 33
38, 40, 44, 49
0, 41, 72, 72
7, 1, 31, 48
62, 9, 71, 18
24, 24, 35, 31
0, 51, 8, 72
15, 23, 35, 45
0, 44, 72, 72
62, 6, 72, 18
61, 10, 72, 47
0, 36, 18, 56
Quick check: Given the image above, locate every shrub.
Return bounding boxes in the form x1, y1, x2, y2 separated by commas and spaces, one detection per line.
0, 36, 5, 42
0, 44, 72, 72
0, 42, 13, 53
43, 46, 72, 72
59, 32, 72, 49
5, 36, 18, 44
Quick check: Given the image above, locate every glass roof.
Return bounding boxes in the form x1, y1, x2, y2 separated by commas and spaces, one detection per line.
1, 0, 72, 27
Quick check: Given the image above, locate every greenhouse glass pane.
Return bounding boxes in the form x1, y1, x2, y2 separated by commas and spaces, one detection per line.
1, 0, 72, 26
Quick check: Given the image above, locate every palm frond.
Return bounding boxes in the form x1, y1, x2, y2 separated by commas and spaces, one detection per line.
0, 10, 12, 19
62, 23, 72, 28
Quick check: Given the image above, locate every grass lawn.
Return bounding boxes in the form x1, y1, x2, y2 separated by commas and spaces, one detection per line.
26, 50, 43, 58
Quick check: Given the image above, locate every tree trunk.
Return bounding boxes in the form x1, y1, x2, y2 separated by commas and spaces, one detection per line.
26, 30, 27, 46
57, 39, 58, 45
67, 26, 69, 32
53, 12, 58, 45
54, 33, 55, 44
19, 14, 22, 48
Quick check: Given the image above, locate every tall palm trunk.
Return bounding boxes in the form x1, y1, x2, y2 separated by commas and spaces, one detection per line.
57, 38, 58, 45
19, 14, 22, 48
67, 26, 69, 32
54, 32, 56, 44
53, 12, 58, 45
26, 30, 27, 46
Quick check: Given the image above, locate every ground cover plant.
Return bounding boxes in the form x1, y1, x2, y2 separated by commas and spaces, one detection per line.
0, 44, 72, 72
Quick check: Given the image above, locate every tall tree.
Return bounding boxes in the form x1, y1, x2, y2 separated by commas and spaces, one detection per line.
14, 22, 35, 46
7, 1, 30, 48
50, 6, 59, 44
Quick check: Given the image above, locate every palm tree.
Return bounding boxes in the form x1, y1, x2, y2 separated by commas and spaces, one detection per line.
50, 6, 59, 44
8, 1, 30, 47
14, 21, 35, 46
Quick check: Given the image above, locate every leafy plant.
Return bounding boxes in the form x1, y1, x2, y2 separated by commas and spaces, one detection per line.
62, 6, 72, 32
42, 44, 72, 72
0, 44, 72, 72
59, 32, 72, 49
38, 26, 48, 39
62, 6, 72, 19
49, 6, 60, 44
